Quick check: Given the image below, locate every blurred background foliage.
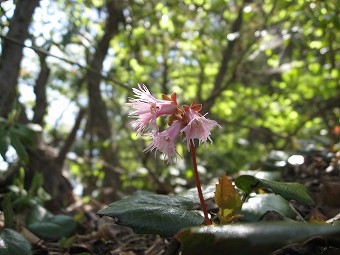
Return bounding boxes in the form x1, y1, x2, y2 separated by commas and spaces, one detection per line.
0, 0, 339, 205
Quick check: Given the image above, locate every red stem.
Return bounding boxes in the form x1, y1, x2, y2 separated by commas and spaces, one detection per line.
189, 140, 211, 225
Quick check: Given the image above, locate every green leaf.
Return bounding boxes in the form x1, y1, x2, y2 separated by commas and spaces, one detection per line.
97, 192, 205, 237
0, 126, 10, 160
28, 215, 77, 239
178, 222, 340, 255
179, 184, 216, 203
235, 175, 314, 205
9, 131, 29, 163
241, 194, 297, 221
11, 124, 35, 145
0, 228, 31, 255
26, 204, 53, 226
237, 170, 281, 181
27, 173, 44, 196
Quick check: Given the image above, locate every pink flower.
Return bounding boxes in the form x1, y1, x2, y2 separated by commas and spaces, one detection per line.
181, 104, 221, 150
127, 84, 178, 134
144, 121, 185, 163
127, 84, 221, 163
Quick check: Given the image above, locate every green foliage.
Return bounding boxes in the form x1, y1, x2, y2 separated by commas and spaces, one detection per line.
27, 214, 77, 240
10, 173, 51, 210
1, 174, 76, 241
2, 0, 339, 208
235, 175, 315, 205
98, 173, 317, 238
0, 111, 37, 164
237, 170, 281, 181
178, 222, 340, 255
0, 228, 32, 255
97, 191, 204, 237
241, 194, 297, 221
1, 0, 339, 252
26, 204, 53, 224
1, 194, 14, 229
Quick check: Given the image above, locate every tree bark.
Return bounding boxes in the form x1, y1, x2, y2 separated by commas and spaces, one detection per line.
26, 140, 75, 211
86, 0, 125, 199
0, 0, 79, 210
0, 0, 40, 118
32, 53, 49, 125
26, 45, 87, 210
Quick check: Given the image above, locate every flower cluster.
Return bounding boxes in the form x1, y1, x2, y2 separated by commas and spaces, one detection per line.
127, 84, 221, 163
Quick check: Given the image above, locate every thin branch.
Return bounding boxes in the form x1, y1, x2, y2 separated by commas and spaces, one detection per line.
202, 0, 278, 113
283, 94, 340, 147
216, 117, 288, 140
0, 33, 130, 91
57, 108, 85, 163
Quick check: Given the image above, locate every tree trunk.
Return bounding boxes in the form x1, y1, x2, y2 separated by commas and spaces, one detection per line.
27, 54, 83, 211
86, 0, 125, 200
26, 138, 75, 211
0, 0, 78, 210
0, 0, 40, 118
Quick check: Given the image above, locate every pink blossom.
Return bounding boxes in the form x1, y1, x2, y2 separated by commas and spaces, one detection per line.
144, 121, 185, 163
181, 104, 221, 150
127, 84, 178, 134
127, 84, 221, 162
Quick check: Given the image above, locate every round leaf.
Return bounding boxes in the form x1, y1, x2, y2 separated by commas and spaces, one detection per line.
0, 228, 31, 255
28, 215, 77, 239
235, 175, 314, 205
97, 192, 204, 237
241, 194, 297, 221
26, 204, 53, 225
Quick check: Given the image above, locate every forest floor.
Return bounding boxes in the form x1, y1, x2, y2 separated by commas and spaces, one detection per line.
18, 149, 340, 255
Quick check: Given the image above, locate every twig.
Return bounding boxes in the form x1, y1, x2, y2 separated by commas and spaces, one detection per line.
57, 108, 85, 163
0, 33, 130, 91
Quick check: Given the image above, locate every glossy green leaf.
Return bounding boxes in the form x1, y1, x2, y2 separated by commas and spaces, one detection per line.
241, 194, 297, 221
0, 228, 31, 255
26, 204, 53, 226
238, 170, 281, 181
179, 184, 216, 203
28, 215, 77, 239
178, 222, 340, 255
97, 192, 205, 237
235, 175, 314, 205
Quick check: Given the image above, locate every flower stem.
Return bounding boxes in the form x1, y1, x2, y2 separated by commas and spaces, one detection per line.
189, 140, 211, 225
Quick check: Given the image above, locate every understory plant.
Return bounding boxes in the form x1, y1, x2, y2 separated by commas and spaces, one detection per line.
98, 85, 340, 255
126, 84, 221, 224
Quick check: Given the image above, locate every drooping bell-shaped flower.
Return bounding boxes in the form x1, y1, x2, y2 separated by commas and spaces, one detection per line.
127, 84, 178, 134
181, 103, 221, 151
144, 120, 185, 163
127, 84, 221, 163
